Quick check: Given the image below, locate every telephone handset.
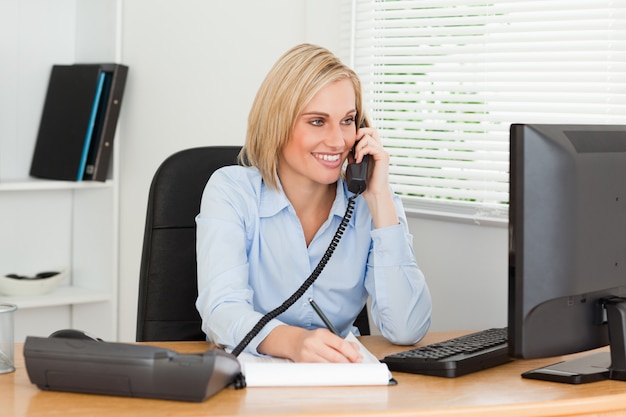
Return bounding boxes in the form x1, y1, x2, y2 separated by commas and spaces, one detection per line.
346, 122, 371, 195
346, 155, 370, 195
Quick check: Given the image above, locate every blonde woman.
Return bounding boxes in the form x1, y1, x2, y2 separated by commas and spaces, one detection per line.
196, 43, 431, 362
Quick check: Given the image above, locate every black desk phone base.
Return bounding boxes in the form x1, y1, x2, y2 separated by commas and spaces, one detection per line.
23, 335, 243, 402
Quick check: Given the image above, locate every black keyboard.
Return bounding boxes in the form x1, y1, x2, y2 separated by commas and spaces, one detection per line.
381, 327, 510, 378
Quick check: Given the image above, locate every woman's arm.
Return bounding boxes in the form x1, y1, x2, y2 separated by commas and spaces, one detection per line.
195, 168, 284, 354
352, 125, 432, 344
365, 210, 432, 345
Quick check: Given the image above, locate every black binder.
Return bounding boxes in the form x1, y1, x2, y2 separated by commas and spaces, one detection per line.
30, 63, 128, 182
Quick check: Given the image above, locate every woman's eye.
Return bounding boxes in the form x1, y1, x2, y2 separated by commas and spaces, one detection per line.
311, 119, 324, 126
342, 117, 355, 125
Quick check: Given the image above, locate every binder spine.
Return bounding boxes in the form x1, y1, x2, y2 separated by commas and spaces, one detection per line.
77, 72, 106, 181
86, 64, 129, 182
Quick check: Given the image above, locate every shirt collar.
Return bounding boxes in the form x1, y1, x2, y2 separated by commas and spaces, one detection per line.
259, 178, 352, 226
259, 180, 290, 218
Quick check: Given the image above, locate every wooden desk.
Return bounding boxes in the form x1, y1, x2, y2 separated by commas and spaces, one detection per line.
3, 332, 626, 417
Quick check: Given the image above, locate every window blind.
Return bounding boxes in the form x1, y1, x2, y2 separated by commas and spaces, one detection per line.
341, 0, 626, 222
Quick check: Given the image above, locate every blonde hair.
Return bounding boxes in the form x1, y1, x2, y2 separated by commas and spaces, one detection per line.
239, 43, 366, 190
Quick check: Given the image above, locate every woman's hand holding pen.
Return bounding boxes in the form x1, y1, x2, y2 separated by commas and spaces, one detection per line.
295, 328, 363, 363
257, 325, 363, 363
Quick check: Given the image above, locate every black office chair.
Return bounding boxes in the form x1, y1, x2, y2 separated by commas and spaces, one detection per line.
136, 146, 241, 341
136, 146, 369, 342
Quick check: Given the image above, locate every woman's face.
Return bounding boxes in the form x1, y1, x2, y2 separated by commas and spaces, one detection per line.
279, 78, 357, 189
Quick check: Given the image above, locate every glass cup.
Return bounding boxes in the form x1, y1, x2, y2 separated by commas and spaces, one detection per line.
0, 303, 17, 374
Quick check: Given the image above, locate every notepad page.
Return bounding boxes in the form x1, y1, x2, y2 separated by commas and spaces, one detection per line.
345, 332, 382, 365
235, 333, 392, 387
240, 362, 391, 387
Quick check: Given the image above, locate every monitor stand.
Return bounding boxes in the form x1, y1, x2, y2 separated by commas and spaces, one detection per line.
522, 297, 626, 384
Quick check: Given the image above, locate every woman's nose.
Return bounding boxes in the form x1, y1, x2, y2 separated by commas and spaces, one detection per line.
327, 123, 349, 147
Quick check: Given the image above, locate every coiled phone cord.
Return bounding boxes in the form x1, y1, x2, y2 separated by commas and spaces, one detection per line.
230, 194, 358, 358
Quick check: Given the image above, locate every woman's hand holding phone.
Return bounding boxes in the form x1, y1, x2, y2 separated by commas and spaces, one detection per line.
350, 124, 400, 229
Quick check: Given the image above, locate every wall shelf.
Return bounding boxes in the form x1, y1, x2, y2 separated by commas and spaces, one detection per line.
0, 179, 113, 192
0, 285, 110, 309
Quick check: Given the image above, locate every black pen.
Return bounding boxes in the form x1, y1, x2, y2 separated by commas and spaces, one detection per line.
309, 298, 340, 336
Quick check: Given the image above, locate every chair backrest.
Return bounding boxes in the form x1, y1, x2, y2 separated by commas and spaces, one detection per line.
136, 146, 241, 341
136, 145, 370, 342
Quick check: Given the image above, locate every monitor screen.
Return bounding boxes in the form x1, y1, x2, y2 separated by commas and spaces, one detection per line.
508, 123, 626, 384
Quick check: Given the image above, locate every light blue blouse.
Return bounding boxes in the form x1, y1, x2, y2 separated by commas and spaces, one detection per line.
195, 165, 431, 355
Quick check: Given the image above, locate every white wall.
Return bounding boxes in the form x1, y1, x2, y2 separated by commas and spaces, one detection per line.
410, 216, 508, 332
0, 0, 76, 180
117, 0, 509, 341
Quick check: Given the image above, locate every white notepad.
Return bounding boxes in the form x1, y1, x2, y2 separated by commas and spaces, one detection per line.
236, 333, 394, 387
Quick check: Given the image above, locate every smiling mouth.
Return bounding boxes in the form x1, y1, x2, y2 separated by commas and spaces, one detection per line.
313, 153, 341, 162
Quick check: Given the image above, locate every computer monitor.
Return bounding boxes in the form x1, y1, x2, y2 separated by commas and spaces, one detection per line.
508, 123, 626, 384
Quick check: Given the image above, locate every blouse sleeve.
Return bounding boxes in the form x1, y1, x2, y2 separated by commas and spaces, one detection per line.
365, 194, 432, 345
195, 168, 285, 354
